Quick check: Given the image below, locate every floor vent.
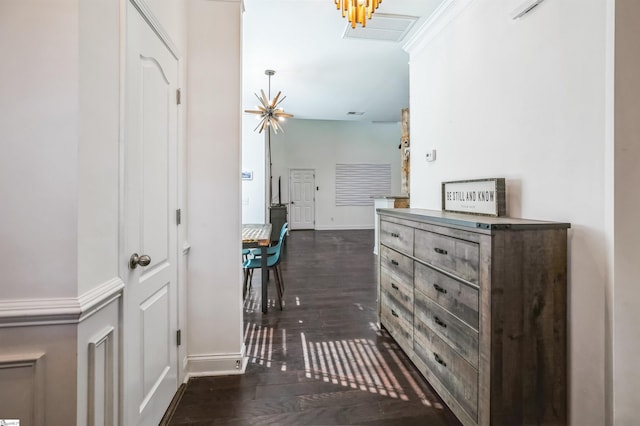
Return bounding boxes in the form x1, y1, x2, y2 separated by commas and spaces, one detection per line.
342, 13, 418, 43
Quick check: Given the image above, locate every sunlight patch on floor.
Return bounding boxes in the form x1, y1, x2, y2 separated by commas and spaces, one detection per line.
300, 332, 441, 404
243, 288, 277, 312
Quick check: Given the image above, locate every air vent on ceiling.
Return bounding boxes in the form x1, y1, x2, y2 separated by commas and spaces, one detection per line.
343, 13, 418, 43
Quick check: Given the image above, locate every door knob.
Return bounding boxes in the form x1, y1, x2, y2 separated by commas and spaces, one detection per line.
129, 253, 151, 269
291, 201, 295, 204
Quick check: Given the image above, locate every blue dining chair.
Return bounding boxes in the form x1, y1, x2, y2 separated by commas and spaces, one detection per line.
242, 224, 287, 309
249, 222, 288, 258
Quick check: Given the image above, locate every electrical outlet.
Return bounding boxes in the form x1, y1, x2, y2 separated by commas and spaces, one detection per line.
425, 149, 437, 162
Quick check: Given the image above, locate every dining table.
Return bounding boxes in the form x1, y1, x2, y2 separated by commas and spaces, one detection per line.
242, 223, 273, 313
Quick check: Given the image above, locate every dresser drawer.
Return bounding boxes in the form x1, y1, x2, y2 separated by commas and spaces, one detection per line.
414, 291, 478, 369
380, 220, 414, 255
380, 245, 413, 287
415, 262, 479, 330
381, 268, 413, 311
381, 293, 413, 350
414, 319, 478, 421
414, 230, 479, 284
381, 288, 413, 323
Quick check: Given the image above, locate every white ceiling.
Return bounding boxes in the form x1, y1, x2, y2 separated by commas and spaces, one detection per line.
242, 0, 447, 123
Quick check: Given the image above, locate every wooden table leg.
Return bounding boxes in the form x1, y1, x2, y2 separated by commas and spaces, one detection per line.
261, 245, 268, 313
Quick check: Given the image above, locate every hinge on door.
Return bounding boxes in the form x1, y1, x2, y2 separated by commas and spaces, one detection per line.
176, 329, 182, 346
176, 88, 182, 105
176, 208, 182, 225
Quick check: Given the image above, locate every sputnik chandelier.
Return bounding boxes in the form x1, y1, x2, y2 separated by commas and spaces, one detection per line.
334, 0, 382, 28
244, 69, 293, 134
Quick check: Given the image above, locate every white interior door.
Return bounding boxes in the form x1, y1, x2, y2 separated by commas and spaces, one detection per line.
289, 169, 315, 230
124, 3, 179, 425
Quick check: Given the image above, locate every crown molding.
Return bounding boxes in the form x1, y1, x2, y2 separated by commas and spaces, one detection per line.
129, 0, 181, 60
0, 278, 124, 328
403, 0, 477, 55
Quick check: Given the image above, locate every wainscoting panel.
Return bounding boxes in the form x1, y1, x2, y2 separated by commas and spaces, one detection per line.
77, 292, 121, 426
0, 353, 45, 426
88, 327, 115, 426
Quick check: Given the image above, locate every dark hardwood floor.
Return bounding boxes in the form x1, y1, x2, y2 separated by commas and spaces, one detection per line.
166, 230, 461, 425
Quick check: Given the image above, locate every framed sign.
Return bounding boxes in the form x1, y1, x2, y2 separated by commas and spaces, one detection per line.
442, 178, 506, 216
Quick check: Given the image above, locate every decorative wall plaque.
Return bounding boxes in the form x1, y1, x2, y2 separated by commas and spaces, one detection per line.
442, 178, 506, 216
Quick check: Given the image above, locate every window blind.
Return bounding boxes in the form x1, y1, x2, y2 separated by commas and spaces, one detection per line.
335, 163, 391, 206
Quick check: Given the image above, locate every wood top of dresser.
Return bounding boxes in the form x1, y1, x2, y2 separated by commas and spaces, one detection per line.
377, 208, 570, 231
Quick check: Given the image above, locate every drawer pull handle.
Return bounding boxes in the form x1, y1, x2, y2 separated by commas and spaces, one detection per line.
391, 283, 399, 290
433, 284, 448, 294
434, 316, 447, 328
434, 247, 448, 255
391, 309, 399, 318
434, 353, 447, 367
391, 259, 399, 266
391, 232, 400, 238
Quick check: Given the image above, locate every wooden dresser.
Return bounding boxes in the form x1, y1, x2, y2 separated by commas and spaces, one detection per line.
377, 208, 569, 426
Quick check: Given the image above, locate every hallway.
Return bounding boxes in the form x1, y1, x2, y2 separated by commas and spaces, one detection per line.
165, 230, 460, 425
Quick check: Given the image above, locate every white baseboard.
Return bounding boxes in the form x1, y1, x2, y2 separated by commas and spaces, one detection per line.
185, 345, 247, 380
313, 225, 374, 231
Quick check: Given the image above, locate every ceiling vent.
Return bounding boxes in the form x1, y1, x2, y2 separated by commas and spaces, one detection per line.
343, 13, 418, 43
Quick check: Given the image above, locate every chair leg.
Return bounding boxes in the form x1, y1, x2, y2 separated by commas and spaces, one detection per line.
276, 264, 285, 297
243, 268, 249, 300
273, 267, 283, 310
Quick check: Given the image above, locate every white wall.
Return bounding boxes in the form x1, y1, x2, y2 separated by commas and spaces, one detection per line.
613, 0, 640, 423
408, 1, 608, 424
0, 0, 79, 300
1, 2, 81, 424
77, 0, 120, 297
242, 115, 267, 224
269, 119, 402, 230
186, 0, 245, 374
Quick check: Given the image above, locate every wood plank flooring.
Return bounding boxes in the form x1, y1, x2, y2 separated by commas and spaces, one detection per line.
166, 230, 461, 425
